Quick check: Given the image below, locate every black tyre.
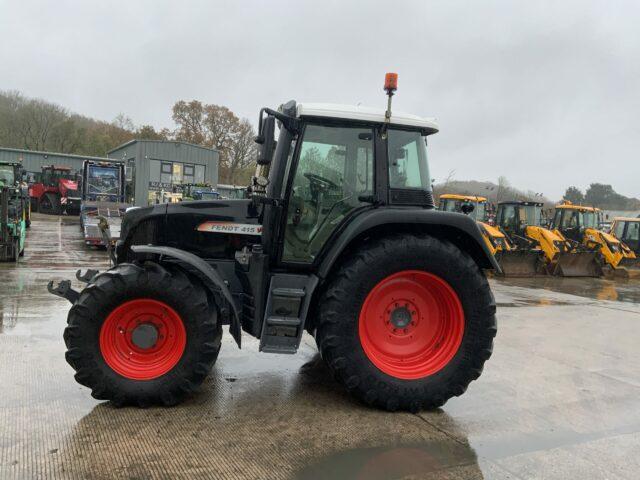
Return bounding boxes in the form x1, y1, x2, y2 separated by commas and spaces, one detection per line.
64, 262, 222, 407
315, 234, 496, 412
39, 193, 60, 215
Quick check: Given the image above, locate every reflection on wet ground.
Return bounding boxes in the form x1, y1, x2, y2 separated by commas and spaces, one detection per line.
1, 214, 639, 479
493, 275, 640, 306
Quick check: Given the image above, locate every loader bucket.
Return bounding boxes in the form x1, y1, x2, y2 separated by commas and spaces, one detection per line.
553, 252, 602, 277
495, 250, 540, 277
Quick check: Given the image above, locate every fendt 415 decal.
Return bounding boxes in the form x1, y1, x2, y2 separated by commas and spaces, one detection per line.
197, 221, 263, 235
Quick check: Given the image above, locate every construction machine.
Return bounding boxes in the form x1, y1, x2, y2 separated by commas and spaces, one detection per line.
611, 217, 640, 254
551, 203, 640, 277
79, 160, 130, 247
497, 201, 601, 277
0, 162, 27, 262
439, 194, 540, 276
29, 165, 80, 215
49, 73, 499, 412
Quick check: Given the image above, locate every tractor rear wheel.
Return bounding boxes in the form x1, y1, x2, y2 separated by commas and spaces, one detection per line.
64, 262, 222, 407
315, 234, 496, 412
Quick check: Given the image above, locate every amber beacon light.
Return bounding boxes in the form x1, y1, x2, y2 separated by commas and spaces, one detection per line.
384, 72, 398, 93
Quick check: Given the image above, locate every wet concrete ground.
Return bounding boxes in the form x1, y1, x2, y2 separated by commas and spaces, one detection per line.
1, 214, 640, 479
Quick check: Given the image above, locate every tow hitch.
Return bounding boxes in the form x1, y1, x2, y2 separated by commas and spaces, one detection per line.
48, 269, 100, 304
47, 279, 79, 304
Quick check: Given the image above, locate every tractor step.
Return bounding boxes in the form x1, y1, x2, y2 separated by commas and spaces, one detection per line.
260, 274, 318, 354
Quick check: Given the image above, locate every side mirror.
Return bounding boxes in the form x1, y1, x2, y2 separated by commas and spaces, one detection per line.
461, 203, 475, 215
256, 115, 276, 165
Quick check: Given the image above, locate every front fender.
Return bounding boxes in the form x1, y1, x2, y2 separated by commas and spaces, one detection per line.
130, 245, 242, 347
316, 208, 501, 279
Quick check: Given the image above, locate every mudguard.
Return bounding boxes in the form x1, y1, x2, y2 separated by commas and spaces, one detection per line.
316, 208, 501, 279
130, 245, 242, 347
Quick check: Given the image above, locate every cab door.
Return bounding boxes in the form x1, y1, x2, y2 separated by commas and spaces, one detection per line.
280, 123, 375, 264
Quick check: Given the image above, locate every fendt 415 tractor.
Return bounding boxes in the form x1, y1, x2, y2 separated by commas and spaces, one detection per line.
79, 160, 130, 247
49, 75, 499, 411
30, 165, 80, 215
0, 162, 28, 262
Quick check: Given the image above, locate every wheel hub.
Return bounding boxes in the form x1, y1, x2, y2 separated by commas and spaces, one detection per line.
130, 323, 159, 350
386, 302, 418, 336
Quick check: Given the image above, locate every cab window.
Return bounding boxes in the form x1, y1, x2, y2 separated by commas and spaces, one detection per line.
627, 222, 640, 241
388, 130, 431, 190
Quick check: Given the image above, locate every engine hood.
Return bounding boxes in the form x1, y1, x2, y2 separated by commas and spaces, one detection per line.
117, 199, 262, 263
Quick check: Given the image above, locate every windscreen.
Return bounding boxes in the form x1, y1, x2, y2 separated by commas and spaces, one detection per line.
475, 202, 487, 222
87, 165, 121, 201
581, 211, 598, 229
440, 199, 457, 212
522, 205, 542, 226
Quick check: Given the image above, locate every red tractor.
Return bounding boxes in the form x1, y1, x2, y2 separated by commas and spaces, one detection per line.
29, 165, 81, 215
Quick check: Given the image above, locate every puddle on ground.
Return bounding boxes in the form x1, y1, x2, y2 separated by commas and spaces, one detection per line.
493, 276, 640, 306
294, 441, 481, 480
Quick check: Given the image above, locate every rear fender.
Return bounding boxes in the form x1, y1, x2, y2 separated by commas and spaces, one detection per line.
130, 245, 242, 347
316, 208, 501, 279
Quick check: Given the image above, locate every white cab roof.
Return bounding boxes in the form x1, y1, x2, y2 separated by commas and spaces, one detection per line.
296, 103, 439, 133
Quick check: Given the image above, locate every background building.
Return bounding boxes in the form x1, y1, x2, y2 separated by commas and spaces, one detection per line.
108, 140, 219, 206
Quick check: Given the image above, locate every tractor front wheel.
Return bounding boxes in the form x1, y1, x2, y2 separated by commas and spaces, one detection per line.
315, 234, 496, 412
64, 262, 222, 406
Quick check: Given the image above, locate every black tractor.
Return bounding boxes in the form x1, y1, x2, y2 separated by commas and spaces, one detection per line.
50, 75, 499, 411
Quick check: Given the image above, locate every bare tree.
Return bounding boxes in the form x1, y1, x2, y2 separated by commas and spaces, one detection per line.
226, 119, 256, 184
171, 99, 258, 184
172, 100, 206, 145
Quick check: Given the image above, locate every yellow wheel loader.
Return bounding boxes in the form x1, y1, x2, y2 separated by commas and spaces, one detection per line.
497, 201, 601, 277
439, 194, 540, 276
552, 204, 640, 278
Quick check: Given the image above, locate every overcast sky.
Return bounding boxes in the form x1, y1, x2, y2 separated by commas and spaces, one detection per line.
1, 0, 639, 199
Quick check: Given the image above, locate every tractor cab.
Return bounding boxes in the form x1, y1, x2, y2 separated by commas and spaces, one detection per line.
40, 165, 76, 186
51, 74, 499, 412
439, 194, 487, 222
496, 201, 543, 238
551, 204, 601, 242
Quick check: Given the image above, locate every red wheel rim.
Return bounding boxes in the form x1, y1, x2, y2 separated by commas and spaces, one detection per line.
358, 270, 465, 379
99, 299, 186, 380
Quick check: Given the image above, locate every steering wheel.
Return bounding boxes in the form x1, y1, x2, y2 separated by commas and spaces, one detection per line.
304, 172, 339, 190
